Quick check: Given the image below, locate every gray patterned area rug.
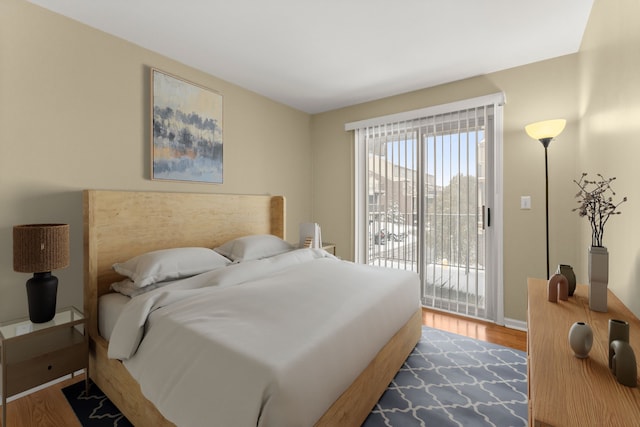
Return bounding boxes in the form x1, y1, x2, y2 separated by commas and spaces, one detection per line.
63, 326, 527, 427
62, 381, 133, 427
363, 326, 528, 427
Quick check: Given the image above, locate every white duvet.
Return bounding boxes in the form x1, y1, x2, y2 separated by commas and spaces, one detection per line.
108, 249, 420, 427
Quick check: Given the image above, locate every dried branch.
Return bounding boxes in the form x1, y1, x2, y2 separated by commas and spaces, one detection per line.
572, 173, 627, 247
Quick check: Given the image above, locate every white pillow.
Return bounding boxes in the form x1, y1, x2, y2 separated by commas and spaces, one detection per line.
110, 278, 175, 297
215, 234, 293, 262
113, 247, 230, 288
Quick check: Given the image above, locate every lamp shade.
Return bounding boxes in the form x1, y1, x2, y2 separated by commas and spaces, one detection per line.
13, 224, 70, 273
525, 119, 566, 141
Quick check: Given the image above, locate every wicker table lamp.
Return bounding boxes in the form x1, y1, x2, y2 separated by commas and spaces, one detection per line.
13, 224, 70, 323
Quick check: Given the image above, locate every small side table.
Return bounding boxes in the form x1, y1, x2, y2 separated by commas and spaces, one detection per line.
322, 243, 336, 256
0, 306, 89, 427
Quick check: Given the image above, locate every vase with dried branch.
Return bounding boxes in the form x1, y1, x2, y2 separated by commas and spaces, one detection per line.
573, 173, 627, 312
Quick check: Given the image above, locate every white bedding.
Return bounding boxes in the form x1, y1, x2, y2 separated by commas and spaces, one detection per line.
106, 248, 420, 427
98, 292, 129, 341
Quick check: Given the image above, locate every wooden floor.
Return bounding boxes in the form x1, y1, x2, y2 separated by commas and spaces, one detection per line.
1, 308, 527, 427
422, 307, 527, 352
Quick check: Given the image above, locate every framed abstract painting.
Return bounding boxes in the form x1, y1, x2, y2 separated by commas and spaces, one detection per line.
151, 68, 223, 183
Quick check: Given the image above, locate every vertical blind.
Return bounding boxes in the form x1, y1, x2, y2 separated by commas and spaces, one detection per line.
347, 93, 503, 320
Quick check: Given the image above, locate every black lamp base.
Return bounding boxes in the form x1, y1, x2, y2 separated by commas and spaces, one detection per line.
26, 272, 58, 323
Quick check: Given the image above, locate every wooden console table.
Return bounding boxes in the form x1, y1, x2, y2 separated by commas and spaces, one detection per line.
528, 278, 640, 426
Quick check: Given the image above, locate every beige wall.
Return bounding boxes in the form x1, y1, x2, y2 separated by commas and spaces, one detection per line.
579, 0, 640, 315
311, 56, 581, 322
0, 0, 312, 322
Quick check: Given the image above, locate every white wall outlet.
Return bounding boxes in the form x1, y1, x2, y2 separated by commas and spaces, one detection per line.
521, 196, 532, 210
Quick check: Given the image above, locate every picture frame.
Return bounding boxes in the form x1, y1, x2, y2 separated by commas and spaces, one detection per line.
151, 68, 223, 183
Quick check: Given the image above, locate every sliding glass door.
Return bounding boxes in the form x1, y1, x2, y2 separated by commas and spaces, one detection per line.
352, 97, 502, 322
420, 117, 487, 317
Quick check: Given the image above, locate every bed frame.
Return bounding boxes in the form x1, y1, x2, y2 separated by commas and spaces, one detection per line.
83, 189, 421, 426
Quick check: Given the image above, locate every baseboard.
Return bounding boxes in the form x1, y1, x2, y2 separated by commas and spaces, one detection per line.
504, 317, 527, 331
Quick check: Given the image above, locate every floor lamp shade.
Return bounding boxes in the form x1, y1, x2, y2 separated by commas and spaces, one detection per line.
525, 119, 566, 146
13, 224, 70, 323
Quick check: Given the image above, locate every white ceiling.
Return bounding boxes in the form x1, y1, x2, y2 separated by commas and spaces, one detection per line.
28, 0, 593, 114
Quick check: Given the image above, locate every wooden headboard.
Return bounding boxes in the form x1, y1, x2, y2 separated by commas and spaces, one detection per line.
83, 190, 285, 339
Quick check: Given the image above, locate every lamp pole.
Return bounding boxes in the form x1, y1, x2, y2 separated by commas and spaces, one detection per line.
542, 141, 550, 279
539, 137, 553, 279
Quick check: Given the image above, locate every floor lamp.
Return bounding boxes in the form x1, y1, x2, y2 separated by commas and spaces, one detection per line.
525, 119, 566, 279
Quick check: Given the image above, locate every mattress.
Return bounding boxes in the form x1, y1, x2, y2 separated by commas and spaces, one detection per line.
98, 292, 129, 341
103, 248, 420, 427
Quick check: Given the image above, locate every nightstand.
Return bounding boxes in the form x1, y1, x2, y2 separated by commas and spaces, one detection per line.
322, 243, 336, 255
0, 306, 88, 427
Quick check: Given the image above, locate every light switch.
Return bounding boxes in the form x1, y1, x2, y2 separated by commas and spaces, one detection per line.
521, 196, 531, 210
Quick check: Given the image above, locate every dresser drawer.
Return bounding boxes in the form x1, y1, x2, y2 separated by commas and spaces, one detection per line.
5, 341, 87, 396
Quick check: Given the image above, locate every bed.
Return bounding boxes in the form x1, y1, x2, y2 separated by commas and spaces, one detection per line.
83, 189, 422, 427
